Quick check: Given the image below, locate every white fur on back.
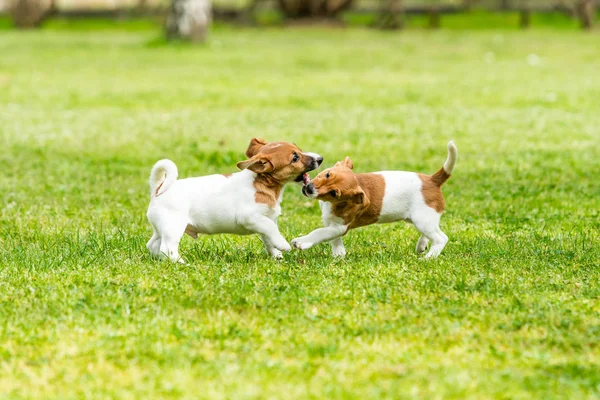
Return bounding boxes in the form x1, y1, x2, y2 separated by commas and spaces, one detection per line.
377, 171, 424, 223
147, 169, 269, 235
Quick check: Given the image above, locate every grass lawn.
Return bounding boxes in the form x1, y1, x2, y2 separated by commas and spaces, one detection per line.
1, 21, 599, 399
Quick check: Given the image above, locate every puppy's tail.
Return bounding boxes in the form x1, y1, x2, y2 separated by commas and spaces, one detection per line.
431, 141, 458, 187
149, 159, 178, 197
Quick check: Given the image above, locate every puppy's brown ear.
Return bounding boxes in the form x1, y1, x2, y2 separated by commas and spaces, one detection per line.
342, 156, 354, 170
354, 191, 363, 204
335, 157, 354, 169
245, 138, 268, 158
350, 188, 369, 207
237, 156, 274, 174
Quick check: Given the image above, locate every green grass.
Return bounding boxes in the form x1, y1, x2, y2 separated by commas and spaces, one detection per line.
1, 23, 600, 399
403, 10, 581, 30
343, 10, 584, 30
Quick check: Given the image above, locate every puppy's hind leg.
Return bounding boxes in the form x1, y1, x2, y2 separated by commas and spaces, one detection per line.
415, 235, 429, 254
412, 209, 448, 259
146, 231, 162, 258
158, 218, 188, 264
330, 237, 346, 258
261, 235, 283, 259
423, 229, 448, 259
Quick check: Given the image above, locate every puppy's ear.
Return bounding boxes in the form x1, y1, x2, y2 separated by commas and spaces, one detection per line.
245, 138, 268, 158
342, 156, 354, 170
335, 156, 354, 170
351, 188, 369, 207
237, 156, 274, 174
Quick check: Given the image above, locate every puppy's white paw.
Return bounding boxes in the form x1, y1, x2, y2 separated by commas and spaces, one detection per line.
291, 238, 313, 250
332, 248, 346, 258
423, 249, 442, 259
269, 249, 284, 259
415, 236, 429, 254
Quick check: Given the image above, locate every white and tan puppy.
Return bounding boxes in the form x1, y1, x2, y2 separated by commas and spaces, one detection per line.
146, 138, 323, 262
292, 141, 457, 259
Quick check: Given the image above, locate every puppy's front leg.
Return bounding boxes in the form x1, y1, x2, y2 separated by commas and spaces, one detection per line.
330, 237, 346, 258
242, 215, 291, 254
291, 224, 348, 251
261, 235, 284, 259
324, 220, 346, 257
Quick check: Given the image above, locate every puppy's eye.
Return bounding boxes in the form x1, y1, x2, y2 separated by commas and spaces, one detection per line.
325, 172, 330, 178
292, 153, 299, 163
329, 190, 337, 198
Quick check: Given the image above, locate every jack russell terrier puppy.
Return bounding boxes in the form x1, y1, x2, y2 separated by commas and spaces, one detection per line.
292, 141, 457, 259
146, 138, 323, 262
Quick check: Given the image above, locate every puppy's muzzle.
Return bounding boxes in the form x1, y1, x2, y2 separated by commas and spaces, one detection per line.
295, 153, 323, 182
305, 152, 323, 171
302, 183, 318, 198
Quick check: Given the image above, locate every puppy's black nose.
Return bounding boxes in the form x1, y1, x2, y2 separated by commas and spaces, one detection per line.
302, 183, 315, 197
316, 156, 323, 166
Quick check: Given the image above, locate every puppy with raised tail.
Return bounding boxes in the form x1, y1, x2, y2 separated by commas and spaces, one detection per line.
292, 141, 457, 258
146, 138, 323, 262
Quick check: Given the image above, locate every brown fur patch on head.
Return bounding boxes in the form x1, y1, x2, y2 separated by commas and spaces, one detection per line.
237, 142, 312, 182
310, 162, 360, 203
418, 173, 446, 212
310, 160, 385, 230
237, 141, 317, 207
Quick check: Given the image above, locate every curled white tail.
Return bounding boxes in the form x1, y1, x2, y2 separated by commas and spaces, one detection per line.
443, 141, 458, 175
149, 159, 178, 197
431, 141, 458, 186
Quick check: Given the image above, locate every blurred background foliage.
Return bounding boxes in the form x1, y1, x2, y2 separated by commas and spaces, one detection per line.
1, 0, 596, 31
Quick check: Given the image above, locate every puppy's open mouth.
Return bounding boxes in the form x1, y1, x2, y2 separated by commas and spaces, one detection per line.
295, 173, 310, 185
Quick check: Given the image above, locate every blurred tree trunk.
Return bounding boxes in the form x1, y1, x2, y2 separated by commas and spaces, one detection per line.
277, 0, 353, 18
428, 6, 440, 28
166, 0, 212, 42
375, 0, 403, 29
241, 0, 265, 24
519, 8, 530, 28
576, 0, 595, 29
9, 0, 55, 28
137, 0, 149, 14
